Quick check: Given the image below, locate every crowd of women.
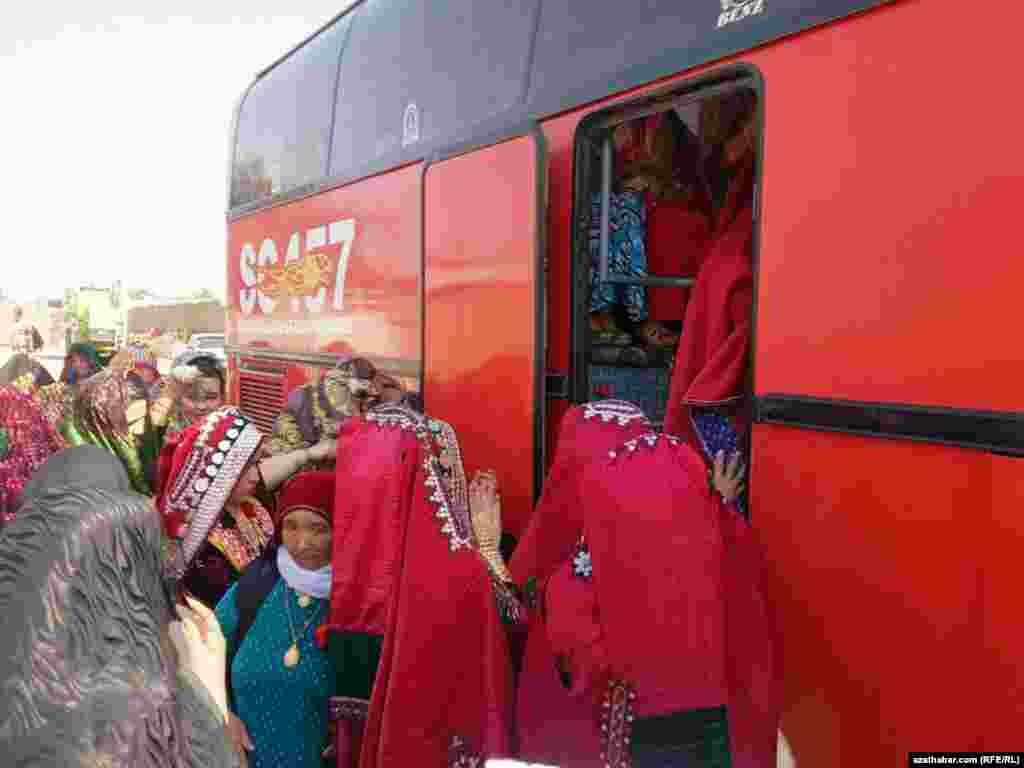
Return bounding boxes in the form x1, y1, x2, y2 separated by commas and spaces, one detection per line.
0, 89, 779, 768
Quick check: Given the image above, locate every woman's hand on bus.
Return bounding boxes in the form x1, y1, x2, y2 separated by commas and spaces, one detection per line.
711, 450, 745, 506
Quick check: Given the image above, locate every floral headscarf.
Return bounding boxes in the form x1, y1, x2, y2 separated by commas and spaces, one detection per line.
0, 386, 64, 524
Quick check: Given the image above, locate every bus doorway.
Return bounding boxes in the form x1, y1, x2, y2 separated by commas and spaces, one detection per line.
573, 75, 760, 499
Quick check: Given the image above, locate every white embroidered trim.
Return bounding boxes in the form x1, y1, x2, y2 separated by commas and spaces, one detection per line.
582, 399, 651, 427
367, 404, 473, 551
166, 415, 263, 579
607, 431, 680, 460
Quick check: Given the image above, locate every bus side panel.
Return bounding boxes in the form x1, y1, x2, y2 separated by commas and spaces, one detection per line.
226, 164, 422, 385
752, 426, 987, 764
752, 0, 1024, 412
980, 455, 1024, 745
424, 136, 541, 536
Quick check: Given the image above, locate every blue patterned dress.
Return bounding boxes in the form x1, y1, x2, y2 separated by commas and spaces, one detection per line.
216, 579, 338, 768
692, 409, 748, 518
589, 190, 648, 322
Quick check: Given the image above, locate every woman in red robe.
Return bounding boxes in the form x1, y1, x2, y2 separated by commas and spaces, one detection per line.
509, 400, 655, 768
510, 399, 778, 767
325, 404, 521, 768
664, 89, 759, 518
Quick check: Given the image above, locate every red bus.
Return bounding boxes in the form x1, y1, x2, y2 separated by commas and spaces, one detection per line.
226, 1, 1024, 762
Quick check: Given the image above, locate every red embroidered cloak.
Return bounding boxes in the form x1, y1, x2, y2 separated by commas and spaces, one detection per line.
508, 401, 651, 767
328, 410, 516, 766
513, 401, 780, 768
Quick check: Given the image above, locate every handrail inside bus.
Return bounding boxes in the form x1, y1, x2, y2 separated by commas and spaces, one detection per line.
597, 135, 695, 289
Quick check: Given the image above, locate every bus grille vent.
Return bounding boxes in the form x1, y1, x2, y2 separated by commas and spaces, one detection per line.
238, 372, 284, 435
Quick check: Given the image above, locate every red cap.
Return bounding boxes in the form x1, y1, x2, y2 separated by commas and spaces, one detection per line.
277, 470, 335, 525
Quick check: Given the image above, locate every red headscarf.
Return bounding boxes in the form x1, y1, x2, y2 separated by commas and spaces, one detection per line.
328, 407, 516, 766
663, 162, 755, 444
509, 400, 652, 591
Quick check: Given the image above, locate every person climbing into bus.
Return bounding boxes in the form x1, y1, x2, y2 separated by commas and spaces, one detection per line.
509, 400, 655, 768
588, 120, 652, 350
156, 406, 338, 610
640, 109, 713, 350
591, 111, 710, 365
323, 403, 520, 768
664, 87, 758, 516
510, 398, 778, 768
267, 356, 382, 471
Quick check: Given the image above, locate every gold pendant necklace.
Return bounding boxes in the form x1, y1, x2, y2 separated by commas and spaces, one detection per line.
283, 586, 321, 669
297, 593, 312, 608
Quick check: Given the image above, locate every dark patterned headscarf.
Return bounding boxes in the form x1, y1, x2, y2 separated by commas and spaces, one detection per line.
62, 366, 154, 495
0, 483, 238, 767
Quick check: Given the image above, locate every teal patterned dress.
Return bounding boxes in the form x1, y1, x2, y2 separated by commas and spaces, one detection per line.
216, 579, 338, 768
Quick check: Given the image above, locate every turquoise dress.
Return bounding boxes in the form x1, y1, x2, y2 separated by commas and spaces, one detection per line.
216, 579, 338, 768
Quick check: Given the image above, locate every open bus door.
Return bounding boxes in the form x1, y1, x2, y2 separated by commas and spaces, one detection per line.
423, 127, 546, 538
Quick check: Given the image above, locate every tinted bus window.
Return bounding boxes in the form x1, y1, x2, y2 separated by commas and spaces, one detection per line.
231, 15, 351, 208
329, 0, 537, 177
528, 0, 712, 113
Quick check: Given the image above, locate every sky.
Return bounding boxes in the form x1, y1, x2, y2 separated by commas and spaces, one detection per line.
0, 2, 355, 302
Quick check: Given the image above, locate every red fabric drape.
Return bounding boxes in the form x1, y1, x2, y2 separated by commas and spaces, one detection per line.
581, 435, 730, 718
330, 413, 515, 766
328, 418, 407, 636
646, 196, 711, 321
663, 165, 755, 444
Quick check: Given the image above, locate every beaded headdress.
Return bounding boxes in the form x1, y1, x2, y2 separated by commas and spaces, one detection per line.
156, 406, 263, 579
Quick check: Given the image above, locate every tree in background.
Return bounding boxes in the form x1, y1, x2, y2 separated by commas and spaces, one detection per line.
63, 288, 78, 321
77, 306, 91, 342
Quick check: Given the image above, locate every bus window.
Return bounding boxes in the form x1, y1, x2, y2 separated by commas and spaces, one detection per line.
231, 14, 351, 208
576, 82, 759, 443
528, 0, 709, 114
329, 0, 538, 177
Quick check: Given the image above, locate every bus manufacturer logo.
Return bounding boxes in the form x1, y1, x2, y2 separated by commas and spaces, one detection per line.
717, 0, 765, 28
402, 102, 420, 147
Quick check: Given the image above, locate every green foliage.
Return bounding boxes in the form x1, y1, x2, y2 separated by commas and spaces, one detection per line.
77, 305, 91, 341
